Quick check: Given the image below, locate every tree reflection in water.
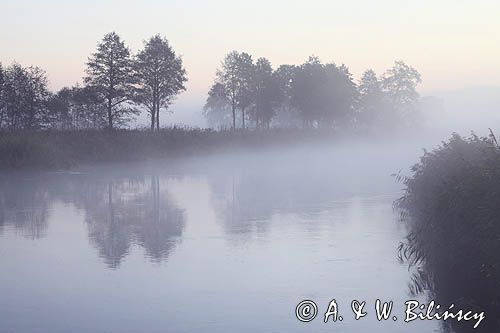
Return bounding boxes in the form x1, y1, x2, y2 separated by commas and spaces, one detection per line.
81, 175, 185, 268
0, 175, 50, 239
0, 173, 185, 269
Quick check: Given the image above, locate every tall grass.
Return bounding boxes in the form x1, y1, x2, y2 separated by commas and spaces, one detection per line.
0, 127, 338, 168
396, 133, 500, 332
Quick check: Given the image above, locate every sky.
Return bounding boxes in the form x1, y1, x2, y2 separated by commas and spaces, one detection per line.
2, 0, 500, 126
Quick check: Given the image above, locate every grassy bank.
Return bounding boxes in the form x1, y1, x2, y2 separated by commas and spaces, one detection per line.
0, 127, 341, 169
396, 133, 500, 332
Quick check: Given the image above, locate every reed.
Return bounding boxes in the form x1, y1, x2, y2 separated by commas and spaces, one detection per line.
0, 127, 337, 168
396, 132, 500, 332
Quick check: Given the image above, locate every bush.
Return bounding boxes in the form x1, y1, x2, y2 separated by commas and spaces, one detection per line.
396, 133, 500, 332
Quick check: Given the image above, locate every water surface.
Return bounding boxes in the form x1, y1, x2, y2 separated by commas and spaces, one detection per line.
0, 142, 440, 332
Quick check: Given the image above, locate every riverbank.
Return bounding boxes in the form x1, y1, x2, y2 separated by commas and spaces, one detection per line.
0, 127, 347, 169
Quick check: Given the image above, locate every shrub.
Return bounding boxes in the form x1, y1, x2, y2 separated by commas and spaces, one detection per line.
396, 132, 500, 332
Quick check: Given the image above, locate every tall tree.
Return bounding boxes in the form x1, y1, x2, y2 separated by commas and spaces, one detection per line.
273, 64, 299, 128
133, 35, 187, 130
216, 51, 254, 129
358, 69, 385, 129
234, 52, 254, 129
0, 62, 5, 128
84, 32, 136, 129
382, 61, 422, 127
2, 64, 50, 129
291, 56, 325, 127
291, 56, 357, 128
325, 63, 358, 127
251, 57, 278, 128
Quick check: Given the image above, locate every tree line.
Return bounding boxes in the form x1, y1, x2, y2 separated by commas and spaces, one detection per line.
204, 51, 423, 132
0, 32, 187, 130
0, 36, 424, 132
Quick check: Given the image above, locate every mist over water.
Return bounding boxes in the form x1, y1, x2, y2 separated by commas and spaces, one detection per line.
1, 1, 499, 331
0, 138, 443, 333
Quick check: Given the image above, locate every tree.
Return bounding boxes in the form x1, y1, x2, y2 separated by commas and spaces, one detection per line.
291, 56, 356, 128
273, 64, 299, 128
70, 85, 107, 129
133, 35, 187, 130
203, 82, 231, 129
44, 85, 106, 129
216, 51, 254, 129
0, 63, 5, 128
46, 87, 73, 129
382, 61, 422, 128
84, 32, 136, 129
2, 63, 50, 129
357, 69, 385, 129
324, 63, 358, 127
250, 57, 279, 128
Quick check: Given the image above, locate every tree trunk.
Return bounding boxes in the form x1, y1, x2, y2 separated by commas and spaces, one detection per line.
241, 108, 246, 130
151, 87, 156, 130
156, 103, 160, 130
231, 99, 236, 130
155, 83, 160, 130
150, 105, 155, 130
107, 97, 113, 129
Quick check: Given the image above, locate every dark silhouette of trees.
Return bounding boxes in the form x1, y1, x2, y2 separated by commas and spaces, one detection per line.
1, 63, 50, 129
291, 57, 357, 128
84, 32, 137, 129
45, 85, 106, 129
325, 63, 358, 127
273, 64, 299, 127
133, 35, 187, 130
69, 85, 107, 128
205, 54, 408, 131
215, 51, 254, 129
358, 69, 385, 130
250, 57, 279, 128
0, 63, 5, 128
46, 87, 73, 129
0, 39, 424, 134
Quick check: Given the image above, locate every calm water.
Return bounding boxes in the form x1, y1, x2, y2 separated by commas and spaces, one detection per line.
0, 142, 440, 332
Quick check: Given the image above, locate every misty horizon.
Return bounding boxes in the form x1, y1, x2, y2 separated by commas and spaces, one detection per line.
3, 1, 500, 130
1, 2, 500, 332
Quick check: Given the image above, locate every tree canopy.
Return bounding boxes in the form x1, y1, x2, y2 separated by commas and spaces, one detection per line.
0, 37, 425, 133
205, 52, 421, 132
84, 32, 137, 129
133, 34, 187, 130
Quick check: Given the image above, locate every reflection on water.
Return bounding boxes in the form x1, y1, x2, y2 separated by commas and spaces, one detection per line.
81, 176, 184, 268
0, 173, 185, 268
0, 144, 441, 333
0, 176, 50, 239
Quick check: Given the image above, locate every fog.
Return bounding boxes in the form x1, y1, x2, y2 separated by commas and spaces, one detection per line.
128, 85, 500, 142
0, 136, 443, 332
2, 2, 499, 331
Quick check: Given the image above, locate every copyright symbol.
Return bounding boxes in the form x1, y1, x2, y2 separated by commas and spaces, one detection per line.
295, 300, 318, 322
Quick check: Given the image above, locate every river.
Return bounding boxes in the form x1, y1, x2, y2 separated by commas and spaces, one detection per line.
0, 140, 441, 332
